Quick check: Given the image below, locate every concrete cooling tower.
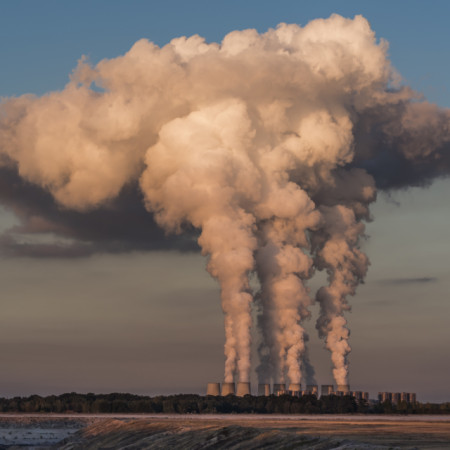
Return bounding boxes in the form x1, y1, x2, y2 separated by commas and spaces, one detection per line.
321, 385, 334, 396
273, 383, 286, 395
288, 383, 301, 391
206, 382, 220, 396
258, 383, 271, 396
307, 385, 318, 396
236, 382, 251, 397
221, 382, 236, 396
337, 384, 350, 394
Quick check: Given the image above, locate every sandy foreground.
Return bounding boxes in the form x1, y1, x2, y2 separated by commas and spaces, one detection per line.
0, 414, 448, 449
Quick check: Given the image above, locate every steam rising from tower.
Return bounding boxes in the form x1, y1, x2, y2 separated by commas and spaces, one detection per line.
0, 14, 449, 386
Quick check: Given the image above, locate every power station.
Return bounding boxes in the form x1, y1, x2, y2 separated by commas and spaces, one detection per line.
378, 392, 417, 404
206, 382, 417, 403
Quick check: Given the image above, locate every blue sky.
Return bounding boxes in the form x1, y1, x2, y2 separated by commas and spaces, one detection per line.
0, 1, 449, 402
2, 0, 450, 106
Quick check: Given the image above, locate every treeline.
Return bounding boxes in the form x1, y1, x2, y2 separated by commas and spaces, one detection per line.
0, 393, 448, 414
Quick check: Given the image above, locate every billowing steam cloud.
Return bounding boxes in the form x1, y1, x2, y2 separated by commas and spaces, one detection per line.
1, 14, 449, 386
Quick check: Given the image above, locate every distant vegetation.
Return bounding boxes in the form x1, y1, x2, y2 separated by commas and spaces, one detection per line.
0, 393, 449, 415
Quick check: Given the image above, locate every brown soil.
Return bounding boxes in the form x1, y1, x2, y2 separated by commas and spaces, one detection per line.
56, 416, 450, 449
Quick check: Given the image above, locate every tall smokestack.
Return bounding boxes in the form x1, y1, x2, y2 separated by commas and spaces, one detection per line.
221, 382, 235, 396
236, 382, 251, 397
206, 382, 220, 396
258, 383, 271, 396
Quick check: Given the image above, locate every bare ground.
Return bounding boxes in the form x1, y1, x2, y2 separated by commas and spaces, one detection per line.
0, 415, 449, 449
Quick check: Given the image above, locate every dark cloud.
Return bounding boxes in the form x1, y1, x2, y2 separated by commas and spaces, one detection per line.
378, 276, 438, 285
352, 100, 450, 190
0, 166, 200, 258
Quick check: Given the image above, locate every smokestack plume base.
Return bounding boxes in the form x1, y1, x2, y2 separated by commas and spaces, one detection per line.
288, 383, 301, 392
337, 384, 350, 393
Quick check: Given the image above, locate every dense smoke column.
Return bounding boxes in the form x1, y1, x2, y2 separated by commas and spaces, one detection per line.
140, 101, 259, 383
301, 335, 317, 386
254, 182, 319, 385
256, 222, 313, 384
312, 204, 370, 385
199, 215, 256, 382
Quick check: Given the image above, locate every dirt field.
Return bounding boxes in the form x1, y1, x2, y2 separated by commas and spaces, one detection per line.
0, 414, 449, 449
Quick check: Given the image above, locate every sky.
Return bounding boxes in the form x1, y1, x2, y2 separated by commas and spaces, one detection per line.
0, 0, 449, 402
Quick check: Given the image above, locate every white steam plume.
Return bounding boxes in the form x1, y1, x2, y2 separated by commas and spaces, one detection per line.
310, 169, 376, 385
1, 14, 449, 385
254, 189, 319, 385
140, 101, 259, 382
313, 205, 370, 385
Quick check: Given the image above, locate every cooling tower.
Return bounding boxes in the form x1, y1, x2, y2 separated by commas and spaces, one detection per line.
337, 384, 350, 393
288, 383, 301, 392
273, 383, 286, 395
206, 382, 220, 396
258, 383, 271, 396
236, 382, 251, 397
221, 382, 235, 396
307, 385, 318, 396
400, 392, 409, 403
321, 384, 334, 396
378, 392, 392, 402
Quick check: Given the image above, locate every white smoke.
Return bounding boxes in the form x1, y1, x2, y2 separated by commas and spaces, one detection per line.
0, 14, 449, 386
313, 205, 370, 385
140, 100, 259, 382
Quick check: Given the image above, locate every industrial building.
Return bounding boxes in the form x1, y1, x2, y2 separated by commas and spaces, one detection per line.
273, 383, 286, 396
206, 382, 416, 404
321, 384, 334, 396
378, 392, 417, 404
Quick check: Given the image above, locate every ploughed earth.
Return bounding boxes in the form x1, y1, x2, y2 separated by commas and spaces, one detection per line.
0, 414, 449, 449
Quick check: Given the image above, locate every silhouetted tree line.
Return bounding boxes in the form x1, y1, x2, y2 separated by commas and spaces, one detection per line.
0, 393, 448, 414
